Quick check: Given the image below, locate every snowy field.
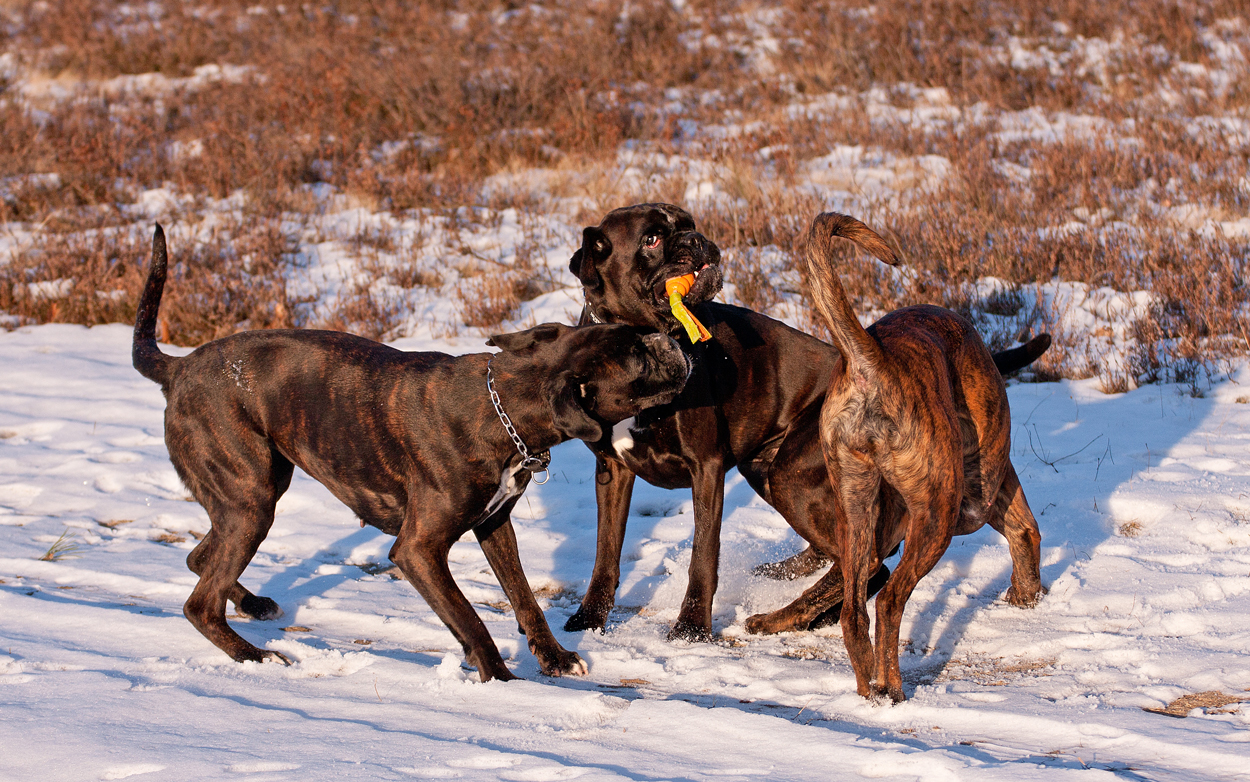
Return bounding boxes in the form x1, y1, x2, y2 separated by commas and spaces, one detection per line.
3, 316, 1250, 781
3, 3, 1249, 779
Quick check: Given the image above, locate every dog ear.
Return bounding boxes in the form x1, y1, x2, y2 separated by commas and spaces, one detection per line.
486, 323, 568, 352
546, 370, 604, 443
571, 227, 603, 290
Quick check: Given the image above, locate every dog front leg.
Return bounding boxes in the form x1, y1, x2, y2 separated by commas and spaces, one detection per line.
390, 523, 516, 682
668, 458, 725, 642
565, 456, 636, 632
474, 513, 588, 677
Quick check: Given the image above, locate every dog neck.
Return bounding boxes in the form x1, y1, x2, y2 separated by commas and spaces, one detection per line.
479, 354, 564, 462
486, 357, 551, 482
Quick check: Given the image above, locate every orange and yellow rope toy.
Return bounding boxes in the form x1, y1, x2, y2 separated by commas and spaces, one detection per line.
665, 273, 713, 343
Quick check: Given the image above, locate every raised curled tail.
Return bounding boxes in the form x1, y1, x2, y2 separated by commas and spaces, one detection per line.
992, 333, 1052, 376
132, 224, 175, 386
804, 212, 899, 377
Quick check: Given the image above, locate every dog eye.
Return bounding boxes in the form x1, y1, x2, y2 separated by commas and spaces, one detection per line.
643, 234, 660, 249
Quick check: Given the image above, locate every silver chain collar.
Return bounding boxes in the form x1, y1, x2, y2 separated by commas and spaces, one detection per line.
486, 358, 551, 485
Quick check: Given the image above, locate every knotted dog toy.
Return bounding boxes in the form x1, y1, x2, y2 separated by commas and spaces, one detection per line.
665, 273, 713, 343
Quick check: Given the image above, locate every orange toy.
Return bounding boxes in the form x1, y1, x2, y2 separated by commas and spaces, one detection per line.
665, 273, 713, 343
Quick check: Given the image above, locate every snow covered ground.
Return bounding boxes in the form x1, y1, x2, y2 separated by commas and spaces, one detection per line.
2, 316, 1250, 781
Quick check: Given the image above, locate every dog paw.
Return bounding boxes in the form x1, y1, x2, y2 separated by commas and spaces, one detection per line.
538, 650, 589, 678
745, 612, 806, 635
666, 620, 713, 643
563, 605, 609, 633
743, 613, 773, 635
862, 682, 905, 704
237, 594, 284, 621
262, 649, 292, 666
1005, 583, 1048, 608
479, 666, 521, 683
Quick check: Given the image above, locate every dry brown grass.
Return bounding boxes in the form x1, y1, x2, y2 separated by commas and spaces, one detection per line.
1144, 690, 1249, 717
929, 654, 1056, 686
0, 0, 1246, 383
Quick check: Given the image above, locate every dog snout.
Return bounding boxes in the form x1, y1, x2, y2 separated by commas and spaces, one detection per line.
668, 230, 719, 260
641, 332, 693, 385
651, 231, 723, 306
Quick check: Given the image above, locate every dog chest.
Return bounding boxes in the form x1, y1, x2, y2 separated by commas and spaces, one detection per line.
477, 460, 527, 525
610, 417, 637, 457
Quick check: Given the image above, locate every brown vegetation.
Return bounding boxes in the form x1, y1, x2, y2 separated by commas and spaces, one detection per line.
0, 0, 1246, 384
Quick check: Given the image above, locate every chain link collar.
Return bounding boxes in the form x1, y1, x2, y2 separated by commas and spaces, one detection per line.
486, 358, 551, 484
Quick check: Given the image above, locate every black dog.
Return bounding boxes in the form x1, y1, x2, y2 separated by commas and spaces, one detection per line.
133, 225, 689, 681
564, 203, 1050, 640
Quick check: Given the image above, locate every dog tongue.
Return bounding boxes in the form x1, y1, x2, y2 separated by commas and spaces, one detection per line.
665, 274, 713, 343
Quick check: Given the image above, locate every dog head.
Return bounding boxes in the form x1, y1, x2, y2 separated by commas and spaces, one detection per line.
569, 203, 723, 339
488, 322, 690, 443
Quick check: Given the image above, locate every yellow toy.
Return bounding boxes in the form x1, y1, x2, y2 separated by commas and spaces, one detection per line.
665, 273, 713, 343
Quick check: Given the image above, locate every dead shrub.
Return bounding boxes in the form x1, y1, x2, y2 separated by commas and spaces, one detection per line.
0, 0, 1245, 375
316, 281, 404, 342
147, 217, 307, 346
455, 271, 523, 329
0, 225, 147, 328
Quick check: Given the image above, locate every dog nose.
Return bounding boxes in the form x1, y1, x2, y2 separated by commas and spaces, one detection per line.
641, 332, 692, 383
641, 331, 681, 356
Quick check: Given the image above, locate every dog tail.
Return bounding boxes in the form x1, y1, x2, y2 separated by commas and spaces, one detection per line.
804, 212, 899, 378
132, 224, 175, 387
993, 333, 1052, 376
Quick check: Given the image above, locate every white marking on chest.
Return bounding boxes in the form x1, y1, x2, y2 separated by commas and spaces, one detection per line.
611, 417, 637, 458
478, 461, 526, 524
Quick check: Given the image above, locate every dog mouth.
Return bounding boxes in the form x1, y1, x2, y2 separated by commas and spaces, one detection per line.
647, 230, 723, 314
650, 262, 722, 312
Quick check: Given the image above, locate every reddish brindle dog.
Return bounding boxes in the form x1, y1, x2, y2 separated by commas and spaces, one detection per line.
798, 212, 1045, 702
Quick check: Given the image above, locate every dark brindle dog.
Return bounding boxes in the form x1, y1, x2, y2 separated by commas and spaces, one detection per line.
133, 225, 690, 681
564, 203, 1048, 640
801, 212, 1045, 702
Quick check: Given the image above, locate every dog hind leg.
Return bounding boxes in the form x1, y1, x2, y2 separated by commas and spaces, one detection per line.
751, 546, 830, 580
988, 462, 1046, 607
187, 528, 284, 621
181, 439, 295, 627
179, 446, 294, 664
872, 481, 960, 703
830, 451, 883, 700
745, 566, 845, 635
183, 502, 289, 664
